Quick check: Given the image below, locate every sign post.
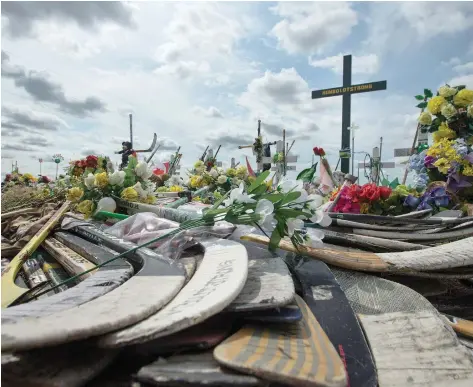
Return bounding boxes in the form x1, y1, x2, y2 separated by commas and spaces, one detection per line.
311, 55, 387, 174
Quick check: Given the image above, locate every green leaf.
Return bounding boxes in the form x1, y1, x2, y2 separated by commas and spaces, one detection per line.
261, 193, 285, 203
248, 170, 270, 193
280, 191, 301, 205
277, 208, 309, 219
416, 102, 427, 109
389, 178, 400, 189
381, 178, 390, 187
414, 95, 424, 100
296, 163, 318, 182
424, 89, 433, 98
251, 184, 269, 196
268, 228, 282, 252
210, 190, 230, 210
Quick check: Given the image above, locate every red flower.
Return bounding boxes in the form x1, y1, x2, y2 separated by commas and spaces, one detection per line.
85, 155, 98, 168
359, 183, 380, 203
379, 186, 392, 200
5, 174, 12, 181
41, 176, 51, 183
312, 147, 326, 157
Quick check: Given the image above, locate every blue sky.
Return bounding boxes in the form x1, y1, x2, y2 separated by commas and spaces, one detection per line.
2, 1, 473, 184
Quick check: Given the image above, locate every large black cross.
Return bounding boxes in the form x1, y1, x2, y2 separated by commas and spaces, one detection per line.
311, 55, 387, 174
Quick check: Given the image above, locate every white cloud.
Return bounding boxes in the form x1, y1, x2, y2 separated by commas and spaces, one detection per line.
269, 2, 358, 55
309, 53, 380, 75
453, 62, 473, 74
441, 57, 462, 67
192, 106, 224, 118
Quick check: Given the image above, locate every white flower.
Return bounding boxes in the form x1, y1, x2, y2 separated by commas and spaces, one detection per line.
133, 182, 147, 199
305, 228, 325, 247
168, 175, 183, 186
135, 162, 153, 179
109, 170, 126, 186
310, 210, 332, 227
195, 166, 205, 174
217, 175, 228, 185
255, 199, 274, 223
209, 168, 219, 178
279, 179, 303, 193
216, 167, 225, 175
438, 85, 457, 98
96, 197, 117, 213
287, 218, 304, 237
261, 213, 277, 231
84, 173, 95, 189
307, 194, 324, 210
294, 188, 309, 205
440, 103, 457, 120
145, 181, 157, 195
231, 177, 242, 186
224, 183, 256, 206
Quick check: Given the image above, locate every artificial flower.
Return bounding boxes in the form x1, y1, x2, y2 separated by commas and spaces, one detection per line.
226, 168, 236, 177
304, 228, 325, 247
133, 182, 147, 199
433, 158, 451, 174
94, 172, 109, 189
85, 155, 98, 168
217, 175, 227, 185
144, 195, 156, 204
359, 183, 380, 202
379, 186, 392, 200
135, 161, 153, 179
67, 187, 84, 203
463, 165, 473, 176
216, 167, 225, 175
109, 170, 126, 186
96, 197, 116, 213
121, 187, 139, 202
169, 185, 184, 192
194, 160, 204, 169
84, 173, 95, 189
440, 103, 457, 120
255, 199, 274, 224
76, 200, 95, 219
432, 123, 456, 143
418, 112, 432, 125
235, 166, 248, 179
438, 85, 458, 98
287, 218, 304, 237
224, 183, 256, 206
427, 96, 447, 114
209, 168, 219, 178
360, 203, 370, 214
453, 89, 473, 107
467, 104, 473, 117
313, 147, 326, 156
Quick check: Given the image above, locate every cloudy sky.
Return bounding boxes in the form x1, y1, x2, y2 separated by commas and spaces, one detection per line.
2, 1, 473, 182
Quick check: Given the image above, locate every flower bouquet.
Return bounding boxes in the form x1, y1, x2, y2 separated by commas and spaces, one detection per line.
328, 183, 393, 214
410, 85, 473, 199
67, 155, 157, 218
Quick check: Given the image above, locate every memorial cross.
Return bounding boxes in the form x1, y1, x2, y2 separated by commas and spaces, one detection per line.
311, 55, 387, 174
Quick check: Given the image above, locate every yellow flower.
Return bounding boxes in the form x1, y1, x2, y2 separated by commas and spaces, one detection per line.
438, 85, 458, 98
453, 89, 473, 107
360, 203, 370, 214
23, 173, 35, 181
440, 103, 457, 120
247, 176, 256, 184
432, 123, 456, 143
144, 195, 156, 204
463, 165, 473, 176
467, 104, 473, 117
120, 187, 139, 202
427, 96, 447, 114
94, 172, 109, 189
194, 160, 204, 169
226, 168, 236, 177
170, 185, 184, 192
433, 158, 451, 174
236, 166, 248, 179
67, 187, 84, 202
76, 200, 95, 219
418, 112, 432, 125
189, 175, 203, 188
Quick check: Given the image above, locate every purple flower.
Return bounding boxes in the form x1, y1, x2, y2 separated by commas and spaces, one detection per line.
464, 153, 473, 164
404, 194, 420, 208
424, 155, 437, 168
447, 172, 472, 191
